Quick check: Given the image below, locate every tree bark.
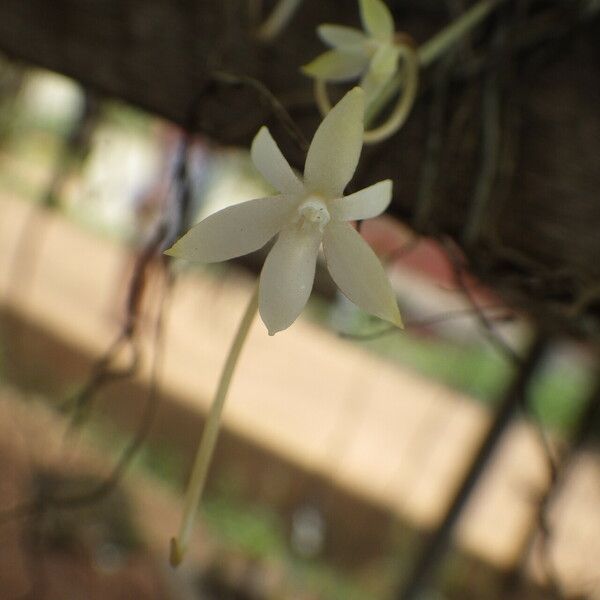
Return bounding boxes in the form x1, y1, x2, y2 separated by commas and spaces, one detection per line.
1, 0, 599, 340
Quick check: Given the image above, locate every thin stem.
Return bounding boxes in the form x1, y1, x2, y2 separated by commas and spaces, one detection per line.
396, 333, 548, 599
170, 283, 259, 566
256, 0, 303, 41
363, 44, 419, 144
420, 0, 503, 68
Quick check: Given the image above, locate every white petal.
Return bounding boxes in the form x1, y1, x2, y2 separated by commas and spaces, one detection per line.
304, 87, 365, 198
259, 226, 322, 335
323, 221, 402, 326
330, 180, 392, 221
251, 127, 304, 196
371, 43, 400, 77
302, 50, 368, 82
361, 44, 399, 100
165, 195, 296, 263
317, 24, 368, 49
359, 0, 395, 41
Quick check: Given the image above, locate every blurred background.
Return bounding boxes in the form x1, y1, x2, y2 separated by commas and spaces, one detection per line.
0, 1, 600, 598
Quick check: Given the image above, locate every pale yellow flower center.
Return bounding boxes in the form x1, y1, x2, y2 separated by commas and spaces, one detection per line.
296, 197, 331, 232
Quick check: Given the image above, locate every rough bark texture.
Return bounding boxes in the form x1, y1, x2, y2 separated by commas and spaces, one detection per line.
0, 0, 599, 340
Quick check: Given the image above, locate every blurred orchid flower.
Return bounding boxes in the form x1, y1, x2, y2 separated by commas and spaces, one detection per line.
166, 87, 402, 335
302, 0, 401, 100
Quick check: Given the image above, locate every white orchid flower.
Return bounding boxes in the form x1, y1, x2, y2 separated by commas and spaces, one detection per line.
302, 0, 401, 100
166, 87, 402, 335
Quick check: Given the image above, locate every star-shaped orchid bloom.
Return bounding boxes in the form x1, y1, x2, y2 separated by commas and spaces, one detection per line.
166, 87, 402, 335
302, 0, 400, 101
